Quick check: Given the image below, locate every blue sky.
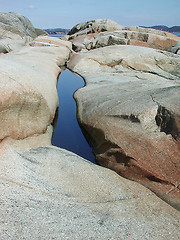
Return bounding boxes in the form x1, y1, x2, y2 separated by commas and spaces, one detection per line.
0, 0, 179, 29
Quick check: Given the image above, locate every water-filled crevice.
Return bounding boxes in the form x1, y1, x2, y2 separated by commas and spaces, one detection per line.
52, 69, 95, 163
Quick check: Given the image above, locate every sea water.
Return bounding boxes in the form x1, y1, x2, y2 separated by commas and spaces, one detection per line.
173, 32, 180, 37
52, 70, 95, 163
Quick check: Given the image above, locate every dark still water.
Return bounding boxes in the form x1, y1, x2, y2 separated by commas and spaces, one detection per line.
52, 70, 95, 163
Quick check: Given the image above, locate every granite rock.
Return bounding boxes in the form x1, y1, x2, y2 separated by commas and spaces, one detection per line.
67, 20, 180, 52
0, 37, 72, 142
171, 41, 180, 54
0, 17, 180, 239
35, 28, 49, 36
68, 19, 124, 36
0, 143, 180, 239
0, 12, 37, 53
68, 45, 180, 210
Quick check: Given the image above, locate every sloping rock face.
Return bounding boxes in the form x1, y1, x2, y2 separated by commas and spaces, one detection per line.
65, 19, 180, 52
0, 37, 72, 142
0, 12, 38, 53
68, 19, 124, 36
172, 41, 180, 54
0, 34, 180, 239
68, 45, 180, 210
1, 16, 180, 238
35, 28, 49, 36
30, 35, 72, 49
1, 143, 180, 239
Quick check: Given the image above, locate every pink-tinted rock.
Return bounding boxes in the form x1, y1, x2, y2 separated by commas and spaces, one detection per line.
0, 38, 72, 142
129, 39, 151, 48
0, 18, 180, 239
68, 45, 180, 210
147, 34, 178, 51
1, 142, 180, 239
31, 36, 72, 49
67, 19, 180, 52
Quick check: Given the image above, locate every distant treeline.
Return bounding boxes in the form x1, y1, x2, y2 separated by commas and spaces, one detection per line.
140, 25, 180, 32
44, 28, 70, 34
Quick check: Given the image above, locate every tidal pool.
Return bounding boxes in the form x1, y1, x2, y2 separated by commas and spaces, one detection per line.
52, 69, 95, 163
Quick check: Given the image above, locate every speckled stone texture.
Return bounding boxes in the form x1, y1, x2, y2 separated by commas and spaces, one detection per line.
0, 16, 180, 239
67, 45, 180, 210
0, 144, 180, 239
0, 12, 38, 53
0, 37, 72, 141
64, 19, 180, 52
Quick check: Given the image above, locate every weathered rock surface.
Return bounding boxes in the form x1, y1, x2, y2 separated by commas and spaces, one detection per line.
1, 142, 180, 239
35, 28, 49, 36
1, 16, 180, 239
68, 45, 180, 210
65, 19, 180, 52
30, 35, 72, 49
0, 36, 72, 142
0, 12, 38, 53
171, 41, 180, 54
68, 19, 124, 36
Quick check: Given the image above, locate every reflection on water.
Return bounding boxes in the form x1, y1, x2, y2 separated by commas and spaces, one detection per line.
51, 33, 180, 163
52, 69, 95, 163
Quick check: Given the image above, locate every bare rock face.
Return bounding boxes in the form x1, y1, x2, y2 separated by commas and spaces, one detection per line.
0, 37, 72, 142
68, 19, 124, 36
35, 28, 49, 36
30, 35, 72, 49
1, 143, 180, 239
1, 40, 179, 239
67, 45, 180, 210
0, 12, 37, 37
66, 19, 180, 52
171, 41, 180, 54
1, 17, 180, 239
0, 12, 38, 53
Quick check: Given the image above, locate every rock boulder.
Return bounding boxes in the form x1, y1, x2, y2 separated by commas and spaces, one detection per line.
0, 17, 180, 239
68, 19, 124, 36
66, 19, 180, 52
0, 37, 72, 142
0, 12, 38, 53
171, 41, 180, 54
1, 142, 180, 239
68, 45, 180, 210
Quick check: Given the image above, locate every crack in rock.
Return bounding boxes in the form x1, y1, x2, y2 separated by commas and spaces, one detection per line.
151, 95, 178, 139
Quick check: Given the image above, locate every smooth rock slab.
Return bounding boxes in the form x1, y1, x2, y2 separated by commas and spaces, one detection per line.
68, 45, 180, 210
0, 38, 72, 141
0, 144, 180, 239
0, 12, 38, 53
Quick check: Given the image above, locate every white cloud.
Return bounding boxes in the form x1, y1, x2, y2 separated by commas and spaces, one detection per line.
28, 5, 35, 9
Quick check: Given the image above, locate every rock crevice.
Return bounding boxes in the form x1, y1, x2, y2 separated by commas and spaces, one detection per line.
0, 15, 180, 239
68, 31, 180, 210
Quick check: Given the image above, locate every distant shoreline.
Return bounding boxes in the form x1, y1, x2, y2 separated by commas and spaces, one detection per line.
44, 28, 70, 35
140, 25, 180, 33
44, 25, 180, 35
